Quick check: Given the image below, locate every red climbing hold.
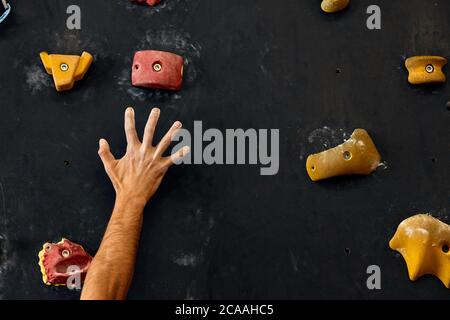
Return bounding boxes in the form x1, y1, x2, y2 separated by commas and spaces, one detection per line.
38, 238, 93, 287
131, 0, 161, 7
132, 50, 184, 91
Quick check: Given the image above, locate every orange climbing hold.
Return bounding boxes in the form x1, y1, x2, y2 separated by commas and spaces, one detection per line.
321, 0, 350, 13
390, 214, 450, 288
405, 56, 447, 85
306, 129, 381, 181
40, 51, 93, 92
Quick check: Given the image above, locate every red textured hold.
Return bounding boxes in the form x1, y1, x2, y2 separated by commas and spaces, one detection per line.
132, 50, 184, 91
38, 238, 93, 286
131, 0, 161, 7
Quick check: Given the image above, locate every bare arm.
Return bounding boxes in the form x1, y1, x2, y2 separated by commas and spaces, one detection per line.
81, 107, 189, 300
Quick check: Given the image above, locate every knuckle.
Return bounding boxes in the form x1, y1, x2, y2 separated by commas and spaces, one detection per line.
126, 148, 136, 158
127, 150, 137, 160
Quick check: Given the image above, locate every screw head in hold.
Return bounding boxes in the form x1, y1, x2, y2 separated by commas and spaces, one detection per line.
60, 63, 69, 72
425, 64, 435, 73
61, 249, 70, 258
153, 62, 162, 72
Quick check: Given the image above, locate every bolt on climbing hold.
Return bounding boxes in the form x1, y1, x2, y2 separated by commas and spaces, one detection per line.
425, 64, 434, 73
390, 214, 450, 289
38, 238, 92, 286
405, 56, 447, 85
0, 0, 11, 23
132, 50, 184, 91
60, 63, 69, 72
306, 129, 381, 181
153, 62, 162, 72
40, 51, 93, 92
321, 0, 350, 13
131, 0, 161, 6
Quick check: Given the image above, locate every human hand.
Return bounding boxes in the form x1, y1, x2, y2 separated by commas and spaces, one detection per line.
98, 107, 190, 207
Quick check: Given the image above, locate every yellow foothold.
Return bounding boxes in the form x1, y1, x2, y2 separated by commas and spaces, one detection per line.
40, 51, 93, 92
321, 0, 350, 13
389, 214, 450, 288
306, 129, 381, 181
405, 56, 447, 85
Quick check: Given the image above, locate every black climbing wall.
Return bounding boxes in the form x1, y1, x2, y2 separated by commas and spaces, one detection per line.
0, 0, 449, 300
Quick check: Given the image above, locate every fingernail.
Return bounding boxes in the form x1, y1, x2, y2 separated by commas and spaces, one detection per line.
152, 107, 160, 114
126, 107, 134, 113
99, 139, 105, 147
175, 121, 182, 128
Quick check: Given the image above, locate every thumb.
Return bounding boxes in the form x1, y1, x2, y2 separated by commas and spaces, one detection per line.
98, 139, 116, 167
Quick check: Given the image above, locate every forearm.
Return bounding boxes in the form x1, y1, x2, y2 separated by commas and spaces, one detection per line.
83, 107, 186, 300
81, 197, 145, 300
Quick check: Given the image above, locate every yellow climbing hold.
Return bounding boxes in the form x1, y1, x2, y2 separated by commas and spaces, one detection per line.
40, 51, 93, 92
390, 214, 450, 288
405, 56, 447, 85
306, 129, 381, 181
321, 0, 350, 13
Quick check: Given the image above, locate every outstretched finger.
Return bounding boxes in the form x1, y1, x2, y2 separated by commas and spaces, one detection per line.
98, 139, 116, 168
154, 121, 182, 158
142, 108, 160, 150
164, 146, 191, 167
124, 107, 140, 147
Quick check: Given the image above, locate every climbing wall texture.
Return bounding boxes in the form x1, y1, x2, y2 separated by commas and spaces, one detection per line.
0, 0, 449, 299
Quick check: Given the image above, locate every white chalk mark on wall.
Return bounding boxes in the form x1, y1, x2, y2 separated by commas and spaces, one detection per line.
25, 65, 52, 94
